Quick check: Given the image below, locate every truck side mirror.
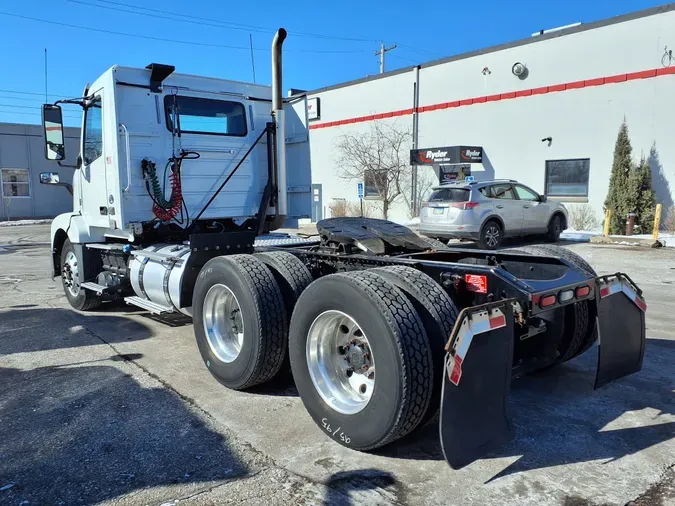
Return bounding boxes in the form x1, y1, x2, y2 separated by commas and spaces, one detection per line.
39, 172, 60, 184
42, 104, 66, 161
540, 195, 548, 203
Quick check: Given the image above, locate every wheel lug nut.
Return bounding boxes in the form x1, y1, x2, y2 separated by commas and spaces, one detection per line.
337, 346, 345, 355
346, 368, 353, 377
359, 384, 367, 394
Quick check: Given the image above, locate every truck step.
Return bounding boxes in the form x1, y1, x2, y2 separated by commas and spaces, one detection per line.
124, 296, 174, 315
80, 282, 109, 295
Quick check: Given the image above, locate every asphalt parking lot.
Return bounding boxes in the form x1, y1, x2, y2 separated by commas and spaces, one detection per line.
1, 224, 674, 506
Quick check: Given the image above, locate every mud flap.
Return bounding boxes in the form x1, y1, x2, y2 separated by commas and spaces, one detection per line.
594, 273, 647, 389
439, 300, 516, 469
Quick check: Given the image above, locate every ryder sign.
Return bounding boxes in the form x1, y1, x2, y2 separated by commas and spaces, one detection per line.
410, 146, 483, 165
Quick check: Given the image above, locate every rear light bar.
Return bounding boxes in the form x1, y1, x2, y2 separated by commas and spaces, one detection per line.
450, 201, 480, 210
536, 284, 594, 309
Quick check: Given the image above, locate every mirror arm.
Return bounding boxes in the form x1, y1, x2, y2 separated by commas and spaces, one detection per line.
57, 161, 78, 169
54, 98, 87, 108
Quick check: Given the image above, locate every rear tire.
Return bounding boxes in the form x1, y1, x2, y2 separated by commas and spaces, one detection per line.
503, 244, 598, 362
420, 237, 451, 251
254, 251, 313, 375
289, 270, 433, 450
60, 239, 102, 311
371, 266, 458, 424
193, 255, 287, 390
478, 220, 502, 250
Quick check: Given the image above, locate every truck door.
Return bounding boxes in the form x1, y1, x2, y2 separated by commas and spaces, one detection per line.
79, 93, 110, 228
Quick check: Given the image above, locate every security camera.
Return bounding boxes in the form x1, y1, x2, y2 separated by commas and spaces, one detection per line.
541, 136, 552, 146
512, 62, 527, 77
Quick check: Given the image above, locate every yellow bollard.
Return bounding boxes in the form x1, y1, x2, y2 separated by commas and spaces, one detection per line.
653, 203, 663, 240
604, 208, 611, 237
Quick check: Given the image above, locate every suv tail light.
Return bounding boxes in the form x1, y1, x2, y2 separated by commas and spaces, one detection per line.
450, 202, 480, 210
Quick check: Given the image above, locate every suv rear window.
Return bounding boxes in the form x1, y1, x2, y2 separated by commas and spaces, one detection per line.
427, 188, 470, 202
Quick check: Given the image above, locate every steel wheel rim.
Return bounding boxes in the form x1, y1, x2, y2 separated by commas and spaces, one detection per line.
203, 284, 244, 363
63, 250, 80, 297
485, 226, 500, 247
307, 310, 375, 415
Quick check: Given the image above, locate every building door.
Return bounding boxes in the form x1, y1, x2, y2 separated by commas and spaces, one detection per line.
311, 184, 322, 222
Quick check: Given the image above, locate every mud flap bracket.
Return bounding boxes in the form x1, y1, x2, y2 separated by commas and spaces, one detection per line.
594, 273, 646, 389
439, 299, 516, 469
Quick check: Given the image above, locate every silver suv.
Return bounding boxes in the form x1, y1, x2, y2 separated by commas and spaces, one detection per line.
419, 179, 568, 249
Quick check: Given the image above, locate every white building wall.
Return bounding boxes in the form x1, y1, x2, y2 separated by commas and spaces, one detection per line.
306, 4, 675, 225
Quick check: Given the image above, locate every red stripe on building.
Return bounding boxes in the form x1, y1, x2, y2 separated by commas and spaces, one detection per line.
308, 66, 674, 130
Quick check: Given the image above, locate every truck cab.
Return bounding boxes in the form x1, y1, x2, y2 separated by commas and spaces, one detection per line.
41, 59, 311, 277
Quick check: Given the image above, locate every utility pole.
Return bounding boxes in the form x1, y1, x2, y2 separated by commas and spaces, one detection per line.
375, 41, 397, 74
249, 34, 256, 84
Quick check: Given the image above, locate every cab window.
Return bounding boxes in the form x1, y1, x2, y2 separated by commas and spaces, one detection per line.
83, 97, 103, 165
165, 96, 247, 137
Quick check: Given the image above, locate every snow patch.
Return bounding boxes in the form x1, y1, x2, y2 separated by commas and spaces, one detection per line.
0, 219, 52, 227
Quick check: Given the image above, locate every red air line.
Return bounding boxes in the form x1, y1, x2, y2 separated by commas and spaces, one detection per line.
309, 66, 675, 131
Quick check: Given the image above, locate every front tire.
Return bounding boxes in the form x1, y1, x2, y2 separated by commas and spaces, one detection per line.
289, 270, 433, 450
479, 220, 503, 249
60, 239, 101, 311
193, 255, 287, 390
547, 214, 563, 242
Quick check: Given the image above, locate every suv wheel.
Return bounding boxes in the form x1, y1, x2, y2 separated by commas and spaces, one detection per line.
479, 220, 502, 249
547, 215, 562, 242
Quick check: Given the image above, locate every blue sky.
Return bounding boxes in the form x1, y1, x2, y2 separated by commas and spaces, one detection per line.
0, 0, 666, 126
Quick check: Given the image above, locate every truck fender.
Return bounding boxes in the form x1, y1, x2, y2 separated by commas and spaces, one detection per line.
50, 213, 106, 278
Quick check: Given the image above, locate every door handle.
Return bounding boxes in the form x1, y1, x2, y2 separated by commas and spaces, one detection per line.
523, 205, 530, 209
496, 204, 504, 209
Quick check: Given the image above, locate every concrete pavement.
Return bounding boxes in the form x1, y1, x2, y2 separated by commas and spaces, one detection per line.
1, 225, 674, 505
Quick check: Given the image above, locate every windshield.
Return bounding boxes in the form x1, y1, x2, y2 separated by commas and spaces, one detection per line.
427, 188, 470, 202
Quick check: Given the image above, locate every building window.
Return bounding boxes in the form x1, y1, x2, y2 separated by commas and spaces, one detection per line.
1, 169, 31, 198
165, 96, 247, 137
83, 97, 103, 165
545, 158, 590, 197
363, 169, 388, 199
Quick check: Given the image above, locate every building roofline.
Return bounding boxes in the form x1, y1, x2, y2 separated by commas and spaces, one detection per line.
307, 2, 675, 96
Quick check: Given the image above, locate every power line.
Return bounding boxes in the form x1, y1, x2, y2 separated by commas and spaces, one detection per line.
0, 11, 368, 54
70, 0, 377, 43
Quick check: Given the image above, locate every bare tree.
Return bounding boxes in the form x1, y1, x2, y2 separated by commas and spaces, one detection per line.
334, 120, 412, 220
401, 166, 436, 219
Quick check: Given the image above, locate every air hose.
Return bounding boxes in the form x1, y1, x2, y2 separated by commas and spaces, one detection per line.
142, 158, 183, 222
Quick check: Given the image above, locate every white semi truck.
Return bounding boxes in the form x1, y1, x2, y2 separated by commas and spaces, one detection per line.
40, 29, 647, 469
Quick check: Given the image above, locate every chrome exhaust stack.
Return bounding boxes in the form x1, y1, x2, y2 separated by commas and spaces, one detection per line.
272, 28, 287, 222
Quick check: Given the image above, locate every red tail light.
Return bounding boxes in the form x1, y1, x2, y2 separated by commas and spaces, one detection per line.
539, 294, 557, 308
450, 201, 480, 210
422, 202, 429, 208
576, 285, 590, 298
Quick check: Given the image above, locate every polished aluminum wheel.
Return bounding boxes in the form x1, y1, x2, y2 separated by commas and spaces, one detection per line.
203, 284, 244, 363
306, 310, 375, 415
62, 250, 80, 297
